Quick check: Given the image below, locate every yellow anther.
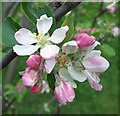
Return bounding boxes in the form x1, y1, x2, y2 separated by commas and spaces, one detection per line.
33, 33, 36, 36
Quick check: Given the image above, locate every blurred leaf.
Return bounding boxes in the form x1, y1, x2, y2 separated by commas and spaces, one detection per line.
2, 17, 22, 47
47, 72, 55, 91
21, 3, 56, 34
99, 44, 116, 57
59, 12, 74, 47
21, 2, 37, 25
91, 31, 101, 39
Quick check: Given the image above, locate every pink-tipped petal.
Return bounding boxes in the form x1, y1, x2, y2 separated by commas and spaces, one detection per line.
30, 81, 43, 93
83, 55, 110, 72
15, 28, 38, 45
54, 86, 67, 105
74, 33, 95, 48
26, 55, 41, 70
40, 45, 59, 60
22, 69, 39, 87
88, 78, 102, 91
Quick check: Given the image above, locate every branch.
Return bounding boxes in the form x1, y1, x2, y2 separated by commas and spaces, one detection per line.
54, 2, 83, 22
91, 2, 107, 28
0, 2, 83, 71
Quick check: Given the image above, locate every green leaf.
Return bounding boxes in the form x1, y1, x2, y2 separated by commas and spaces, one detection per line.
99, 44, 116, 57
21, 3, 56, 34
59, 12, 74, 47
47, 72, 55, 91
91, 32, 101, 40
2, 17, 22, 47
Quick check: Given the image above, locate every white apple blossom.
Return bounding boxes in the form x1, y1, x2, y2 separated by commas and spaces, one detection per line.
58, 41, 110, 91
13, 14, 69, 60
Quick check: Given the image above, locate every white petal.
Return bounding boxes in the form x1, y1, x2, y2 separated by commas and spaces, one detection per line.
82, 55, 110, 72
44, 58, 56, 74
15, 28, 38, 45
62, 41, 78, 55
48, 26, 69, 44
68, 64, 87, 82
82, 70, 100, 83
83, 50, 101, 60
59, 68, 77, 88
40, 45, 60, 60
37, 14, 52, 35
13, 45, 39, 56
81, 41, 101, 55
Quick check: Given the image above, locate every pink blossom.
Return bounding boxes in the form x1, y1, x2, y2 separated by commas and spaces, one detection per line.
42, 80, 50, 93
88, 28, 91, 32
54, 80, 75, 105
74, 33, 96, 48
22, 68, 39, 87
30, 81, 43, 93
26, 54, 41, 70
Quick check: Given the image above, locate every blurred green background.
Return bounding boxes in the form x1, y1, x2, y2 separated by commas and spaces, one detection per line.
2, 2, 118, 114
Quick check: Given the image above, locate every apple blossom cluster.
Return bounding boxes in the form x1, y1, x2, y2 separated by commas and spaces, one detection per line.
13, 14, 109, 105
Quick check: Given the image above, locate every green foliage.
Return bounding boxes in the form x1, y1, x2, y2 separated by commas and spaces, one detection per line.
2, 17, 22, 47
59, 12, 74, 47
47, 72, 55, 91
99, 44, 116, 57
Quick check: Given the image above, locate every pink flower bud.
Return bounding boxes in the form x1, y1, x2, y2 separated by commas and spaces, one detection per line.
74, 33, 96, 48
26, 55, 41, 70
22, 68, 39, 87
30, 80, 43, 93
93, 28, 97, 32
77, 27, 81, 32
54, 81, 75, 105
82, 29, 88, 33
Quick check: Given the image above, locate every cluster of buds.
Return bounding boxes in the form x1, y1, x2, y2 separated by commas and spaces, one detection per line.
77, 27, 97, 33
13, 14, 109, 105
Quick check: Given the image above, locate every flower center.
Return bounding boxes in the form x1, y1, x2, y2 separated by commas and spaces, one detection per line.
75, 60, 85, 71
56, 52, 71, 69
33, 31, 50, 48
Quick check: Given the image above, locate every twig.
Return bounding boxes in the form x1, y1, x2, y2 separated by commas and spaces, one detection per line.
91, 2, 107, 28
0, 2, 84, 71
54, 2, 83, 22
55, 104, 62, 115
2, 98, 16, 112
37, 96, 56, 115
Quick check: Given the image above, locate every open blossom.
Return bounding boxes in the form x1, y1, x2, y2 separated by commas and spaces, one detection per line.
44, 40, 78, 74
26, 55, 41, 70
58, 38, 109, 91
13, 14, 69, 60
22, 67, 39, 87
54, 75, 75, 105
